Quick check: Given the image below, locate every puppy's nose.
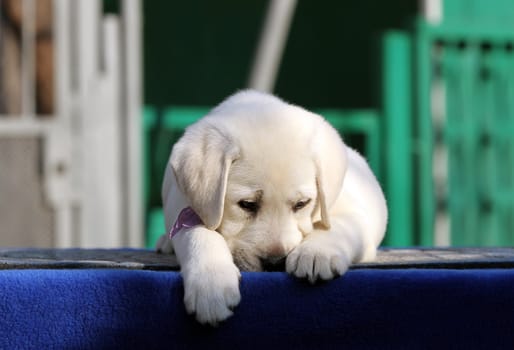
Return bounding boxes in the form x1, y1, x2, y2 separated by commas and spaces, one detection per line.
260, 255, 287, 272
266, 244, 290, 258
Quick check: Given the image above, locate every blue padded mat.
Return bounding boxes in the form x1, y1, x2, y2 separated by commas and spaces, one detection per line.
1, 249, 514, 349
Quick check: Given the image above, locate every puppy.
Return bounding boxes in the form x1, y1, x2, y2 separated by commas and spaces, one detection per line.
157, 90, 387, 325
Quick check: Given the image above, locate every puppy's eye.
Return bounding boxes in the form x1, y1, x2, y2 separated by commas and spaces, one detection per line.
238, 200, 259, 213
293, 199, 311, 212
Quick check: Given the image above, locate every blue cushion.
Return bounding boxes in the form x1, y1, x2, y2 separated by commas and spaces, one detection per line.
1, 265, 514, 349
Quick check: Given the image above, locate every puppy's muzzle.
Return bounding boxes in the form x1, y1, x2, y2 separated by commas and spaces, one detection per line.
260, 256, 287, 272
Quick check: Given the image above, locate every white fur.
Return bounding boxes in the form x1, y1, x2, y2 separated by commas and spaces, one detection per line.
157, 90, 388, 325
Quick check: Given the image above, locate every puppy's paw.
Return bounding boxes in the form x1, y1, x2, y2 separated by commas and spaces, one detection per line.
156, 234, 174, 254
182, 260, 242, 326
286, 233, 350, 283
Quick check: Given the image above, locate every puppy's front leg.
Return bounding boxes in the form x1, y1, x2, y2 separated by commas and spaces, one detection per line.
286, 214, 373, 283
172, 226, 241, 325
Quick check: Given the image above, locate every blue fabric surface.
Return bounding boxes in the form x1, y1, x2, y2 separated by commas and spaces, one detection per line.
1, 268, 514, 349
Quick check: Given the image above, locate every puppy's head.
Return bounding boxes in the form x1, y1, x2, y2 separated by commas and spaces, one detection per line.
168, 91, 347, 271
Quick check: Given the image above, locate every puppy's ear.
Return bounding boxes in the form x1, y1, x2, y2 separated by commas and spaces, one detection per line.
314, 160, 330, 229
312, 119, 347, 229
170, 123, 239, 230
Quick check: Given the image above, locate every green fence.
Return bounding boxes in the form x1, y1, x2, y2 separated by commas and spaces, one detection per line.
381, 0, 514, 247
417, 17, 514, 246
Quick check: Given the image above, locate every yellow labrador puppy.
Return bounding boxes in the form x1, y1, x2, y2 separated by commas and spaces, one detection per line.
157, 90, 387, 325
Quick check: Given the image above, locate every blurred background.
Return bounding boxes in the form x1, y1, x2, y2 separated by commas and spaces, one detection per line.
1, 0, 514, 249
